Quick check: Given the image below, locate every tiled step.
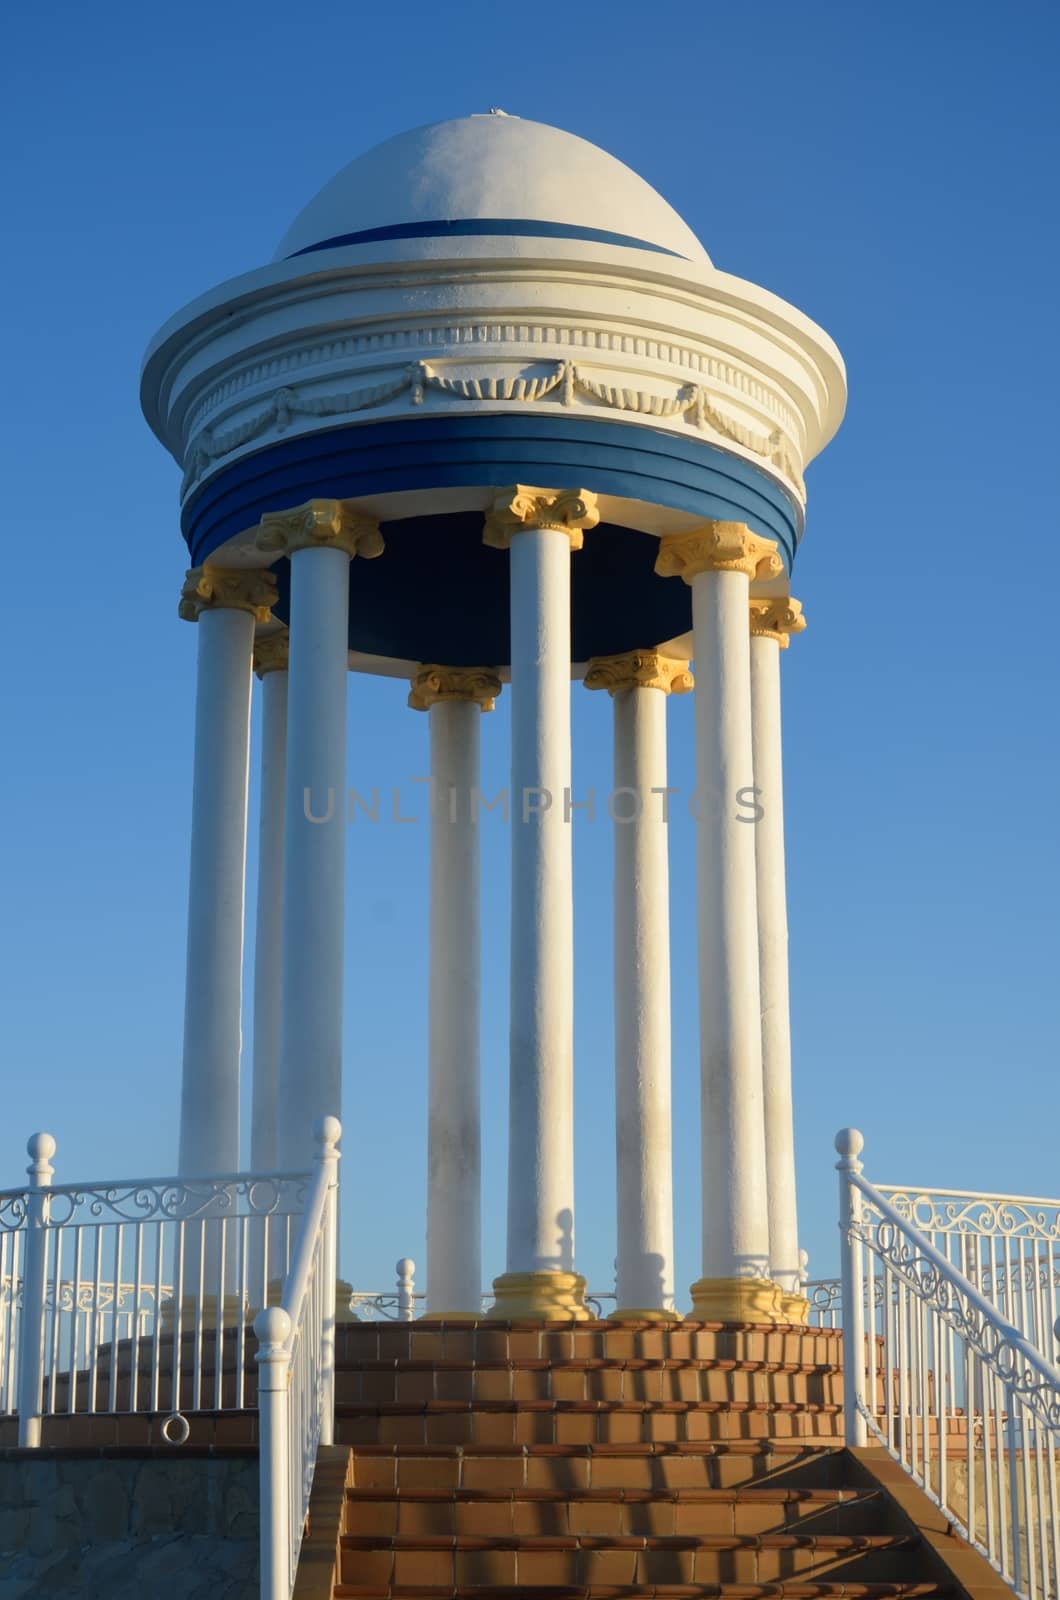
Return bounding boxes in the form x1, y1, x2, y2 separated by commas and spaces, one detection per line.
337, 1400, 844, 1447
333, 1582, 947, 1599
0, 1408, 257, 1449
313, 1326, 968, 1600
349, 1443, 849, 1493
338, 1360, 843, 1407
337, 1323, 846, 1369
343, 1485, 887, 1539
47, 1371, 256, 1413
339, 1530, 923, 1588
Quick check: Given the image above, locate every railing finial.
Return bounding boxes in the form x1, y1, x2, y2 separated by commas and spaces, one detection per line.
313, 1115, 342, 1153
834, 1127, 864, 1170
254, 1304, 292, 1351
26, 1132, 56, 1186
396, 1258, 416, 1321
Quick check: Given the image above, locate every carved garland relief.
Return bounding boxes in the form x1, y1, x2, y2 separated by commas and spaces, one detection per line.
181, 356, 805, 500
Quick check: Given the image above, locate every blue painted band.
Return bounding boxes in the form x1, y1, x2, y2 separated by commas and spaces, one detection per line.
182, 417, 801, 665
286, 217, 688, 260
183, 413, 800, 572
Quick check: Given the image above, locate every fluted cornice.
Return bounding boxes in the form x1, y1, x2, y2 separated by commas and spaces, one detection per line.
179, 564, 278, 624
408, 664, 502, 712
654, 521, 783, 584
256, 498, 384, 560
482, 486, 599, 551
749, 597, 806, 648
584, 650, 694, 696
253, 630, 290, 676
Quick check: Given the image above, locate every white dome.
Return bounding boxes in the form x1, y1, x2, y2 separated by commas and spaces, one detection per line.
274, 113, 710, 265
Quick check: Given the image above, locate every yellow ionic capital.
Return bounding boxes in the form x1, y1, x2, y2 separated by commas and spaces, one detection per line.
749, 597, 806, 648
179, 564, 278, 624
408, 664, 502, 713
253, 630, 290, 677
483, 485, 599, 551
584, 649, 694, 696
256, 498, 384, 561
654, 522, 783, 584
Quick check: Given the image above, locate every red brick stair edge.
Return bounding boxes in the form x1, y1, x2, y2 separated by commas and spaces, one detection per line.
293, 1444, 355, 1600
846, 1445, 1012, 1600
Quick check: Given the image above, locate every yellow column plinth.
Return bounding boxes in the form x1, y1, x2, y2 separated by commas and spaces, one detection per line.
488, 1270, 591, 1321
688, 1276, 788, 1324
335, 1278, 361, 1324
780, 1291, 811, 1326
161, 1293, 249, 1330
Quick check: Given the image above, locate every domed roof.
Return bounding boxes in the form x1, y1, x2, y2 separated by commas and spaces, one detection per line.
274, 113, 710, 265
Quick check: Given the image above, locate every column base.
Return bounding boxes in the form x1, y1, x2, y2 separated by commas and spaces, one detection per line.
160, 1293, 248, 1331
488, 1270, 591, 1321
688, 1276, 788, 1325
780, 1291, 811, 1326
609, 1307, 684, 1323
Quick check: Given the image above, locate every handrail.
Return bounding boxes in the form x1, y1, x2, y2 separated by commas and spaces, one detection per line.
255, 1116, 341, 1600
873, 1186, 1060, 1209
849, 1169, 1060, 1428
837, 1127, 1060, 1600
0, 1167, 312, 1204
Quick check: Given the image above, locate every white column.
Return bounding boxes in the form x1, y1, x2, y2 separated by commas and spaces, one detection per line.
656, 522, 785, 1323
409, 666, 501, 1316
483, 486, 598, 1321
585, 650, 692, 1320
749, 599, 806, 1316
251, 633, 289, 1173
256, 501, 383, 1172
177, 565, 276, 1177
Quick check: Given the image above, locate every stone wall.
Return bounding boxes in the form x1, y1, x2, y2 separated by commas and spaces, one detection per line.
0, 1448, 258, 1598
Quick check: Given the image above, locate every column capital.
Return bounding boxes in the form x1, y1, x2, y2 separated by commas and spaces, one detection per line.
255, 498, 384, 560
483, 485, 599, 551
253, 629, 290, 677
584, 649, 694, 696
179, 564, 278, 624
749, 597, 806, 648
408, 664, 502, 713
654, 522, 783, 583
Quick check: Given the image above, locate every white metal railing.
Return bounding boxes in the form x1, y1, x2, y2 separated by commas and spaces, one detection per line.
345, 1258, 617, 1321
838, 1127, 1060, 1600
810, 1185, 1060, 1354
255, 1116, 340, 1600
0, 1132, 309, 1445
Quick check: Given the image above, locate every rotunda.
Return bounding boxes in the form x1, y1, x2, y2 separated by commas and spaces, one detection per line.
141, 112, 846, 1325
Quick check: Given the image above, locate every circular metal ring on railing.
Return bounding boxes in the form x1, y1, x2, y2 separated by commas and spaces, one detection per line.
161, 1411, 191, 1446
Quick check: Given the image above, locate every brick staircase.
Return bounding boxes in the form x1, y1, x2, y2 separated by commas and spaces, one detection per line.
309, 1319, 981, 1600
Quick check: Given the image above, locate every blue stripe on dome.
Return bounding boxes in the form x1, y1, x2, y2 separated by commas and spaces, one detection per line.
182, 413, 801, 572
285, 217, 688, 259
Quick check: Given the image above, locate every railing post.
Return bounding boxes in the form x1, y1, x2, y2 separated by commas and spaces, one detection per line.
17, 1133, 56, 1449
836, 1127, 868, 1447
316, 1115, 341, 1448
255, 1305, 292, 1600
397, 1258, 416, 1322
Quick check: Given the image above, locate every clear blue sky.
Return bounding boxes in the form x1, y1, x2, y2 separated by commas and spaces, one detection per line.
2, 0, 1057, 1301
